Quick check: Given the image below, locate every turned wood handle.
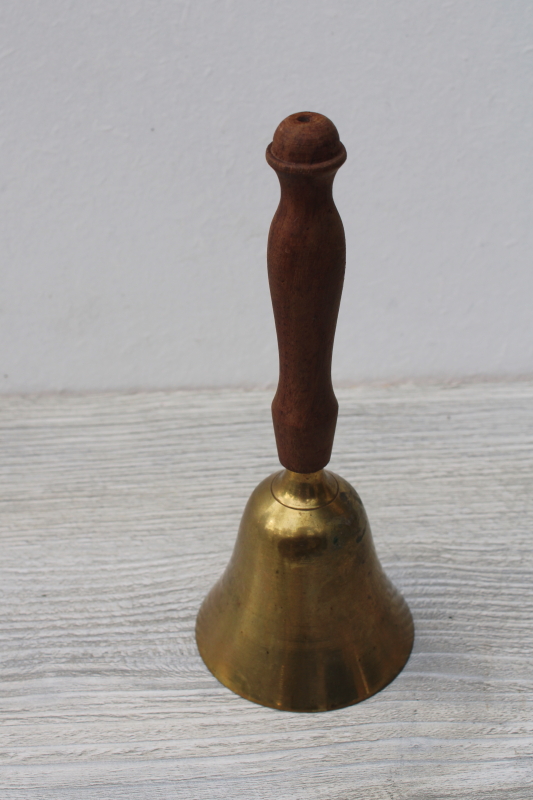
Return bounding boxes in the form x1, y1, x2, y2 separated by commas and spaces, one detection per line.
266, 112, 347, 474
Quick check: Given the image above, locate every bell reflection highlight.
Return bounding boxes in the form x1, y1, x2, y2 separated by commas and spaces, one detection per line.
196, 470, 414, 712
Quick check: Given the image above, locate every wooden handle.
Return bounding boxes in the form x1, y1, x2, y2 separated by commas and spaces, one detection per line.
266, 112, 347, 473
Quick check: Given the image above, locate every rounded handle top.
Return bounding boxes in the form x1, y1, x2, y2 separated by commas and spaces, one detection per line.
266, 112, 347, 174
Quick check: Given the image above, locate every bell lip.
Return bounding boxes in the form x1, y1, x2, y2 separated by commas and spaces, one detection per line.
196, 601, 414, 713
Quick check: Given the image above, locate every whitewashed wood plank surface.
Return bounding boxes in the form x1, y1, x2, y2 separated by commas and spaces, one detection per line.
1, 382, 532, 799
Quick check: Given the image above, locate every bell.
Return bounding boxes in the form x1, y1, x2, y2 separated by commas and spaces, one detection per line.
196, 112, 414, 712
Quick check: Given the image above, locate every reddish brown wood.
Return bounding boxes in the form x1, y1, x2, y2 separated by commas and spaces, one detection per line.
266, 112, 347, 473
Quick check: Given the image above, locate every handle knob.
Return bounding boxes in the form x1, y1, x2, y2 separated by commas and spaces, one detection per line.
266, 112, 347, 473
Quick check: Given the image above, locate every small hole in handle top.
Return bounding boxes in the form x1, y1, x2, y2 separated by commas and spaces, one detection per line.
296, 114, 312, 122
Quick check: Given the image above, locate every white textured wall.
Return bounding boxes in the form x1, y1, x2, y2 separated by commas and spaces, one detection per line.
1, 0, 532, 392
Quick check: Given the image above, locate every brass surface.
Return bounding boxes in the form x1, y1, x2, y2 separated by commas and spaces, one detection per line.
271, 469, 338, 509
196, 470, 414, 712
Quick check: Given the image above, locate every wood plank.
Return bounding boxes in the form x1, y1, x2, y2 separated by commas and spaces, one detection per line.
1, 383, 532, 799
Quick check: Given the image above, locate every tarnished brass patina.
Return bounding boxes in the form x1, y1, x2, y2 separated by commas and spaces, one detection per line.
196, 470, 413, 712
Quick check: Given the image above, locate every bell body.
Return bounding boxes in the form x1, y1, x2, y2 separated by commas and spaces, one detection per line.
196, 470, 413, 712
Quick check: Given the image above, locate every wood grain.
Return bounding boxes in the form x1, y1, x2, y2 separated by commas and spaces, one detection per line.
1, 382, 533, 799
267, 111, 347, 473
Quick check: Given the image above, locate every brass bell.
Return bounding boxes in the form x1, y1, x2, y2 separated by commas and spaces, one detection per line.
196, 112, 414, 712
